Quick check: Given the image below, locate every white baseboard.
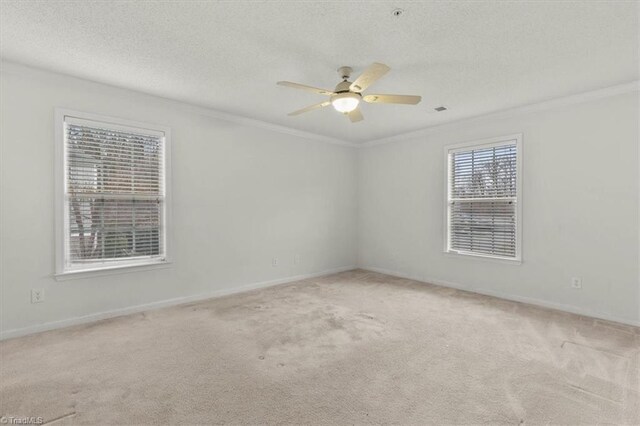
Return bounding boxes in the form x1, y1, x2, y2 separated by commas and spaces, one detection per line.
0, 265, 356, 341
361, 266, 640, 328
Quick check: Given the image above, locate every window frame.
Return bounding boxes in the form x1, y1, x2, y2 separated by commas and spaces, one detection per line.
54, 108, 172, 280
443, 133, 522, 263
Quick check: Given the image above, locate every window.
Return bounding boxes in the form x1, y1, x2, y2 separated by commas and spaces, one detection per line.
445, 134, 522, 261
55, 110, 171, 276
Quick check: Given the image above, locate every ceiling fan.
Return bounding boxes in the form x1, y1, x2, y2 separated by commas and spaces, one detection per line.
277, 62, 421, 123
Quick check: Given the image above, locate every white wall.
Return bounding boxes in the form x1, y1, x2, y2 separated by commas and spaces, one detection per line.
358, 92, 639, 325
0, 63, 358, 338
1, 62, 638, 338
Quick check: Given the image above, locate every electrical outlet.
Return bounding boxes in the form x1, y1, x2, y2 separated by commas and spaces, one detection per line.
294, 254, 300, 265
272, 257, 278, 267
31, 288, 45, 303
571, 277, 582, 289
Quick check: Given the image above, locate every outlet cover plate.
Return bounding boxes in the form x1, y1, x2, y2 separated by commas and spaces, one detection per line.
31, 288, 45, 303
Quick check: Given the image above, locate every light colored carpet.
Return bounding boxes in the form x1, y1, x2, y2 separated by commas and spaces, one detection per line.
1, 269, 639, 425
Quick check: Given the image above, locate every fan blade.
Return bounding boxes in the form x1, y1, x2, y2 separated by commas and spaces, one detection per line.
288, 101, 331, 116
277, 81, 334, 96
348, 107, 364, 123
363, 94, 422, 105
350, 63, 390, 92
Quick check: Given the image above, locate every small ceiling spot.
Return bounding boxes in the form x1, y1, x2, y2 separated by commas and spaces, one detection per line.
392, 8, 404, 17
434, 106, 448, 112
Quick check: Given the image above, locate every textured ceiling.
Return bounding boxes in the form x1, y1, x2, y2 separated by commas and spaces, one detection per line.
1, 1, 638, 143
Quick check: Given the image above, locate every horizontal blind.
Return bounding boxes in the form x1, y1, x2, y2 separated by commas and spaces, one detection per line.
65, 119, 165, 267
448, 142, 518, 258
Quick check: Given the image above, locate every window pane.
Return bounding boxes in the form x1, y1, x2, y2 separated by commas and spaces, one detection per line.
67, 124, 162, 195
451, 144, 516, 199
68, 197, 162, 261
450, 200, 516, 257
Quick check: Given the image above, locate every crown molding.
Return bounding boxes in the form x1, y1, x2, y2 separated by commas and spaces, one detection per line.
0, 60, 358, 148
175, 100, 357, 148
360, 80, 640, 148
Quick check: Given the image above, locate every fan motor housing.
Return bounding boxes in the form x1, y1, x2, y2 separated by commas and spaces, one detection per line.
334, 80, 354, 93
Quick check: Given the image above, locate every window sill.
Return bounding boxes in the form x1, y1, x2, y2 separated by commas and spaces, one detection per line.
54, 260, 172, 281
444, 250, 522, 265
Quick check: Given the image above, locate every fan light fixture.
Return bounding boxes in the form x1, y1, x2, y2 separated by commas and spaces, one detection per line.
331, 92, 361, 113
277, 62, 422, 123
